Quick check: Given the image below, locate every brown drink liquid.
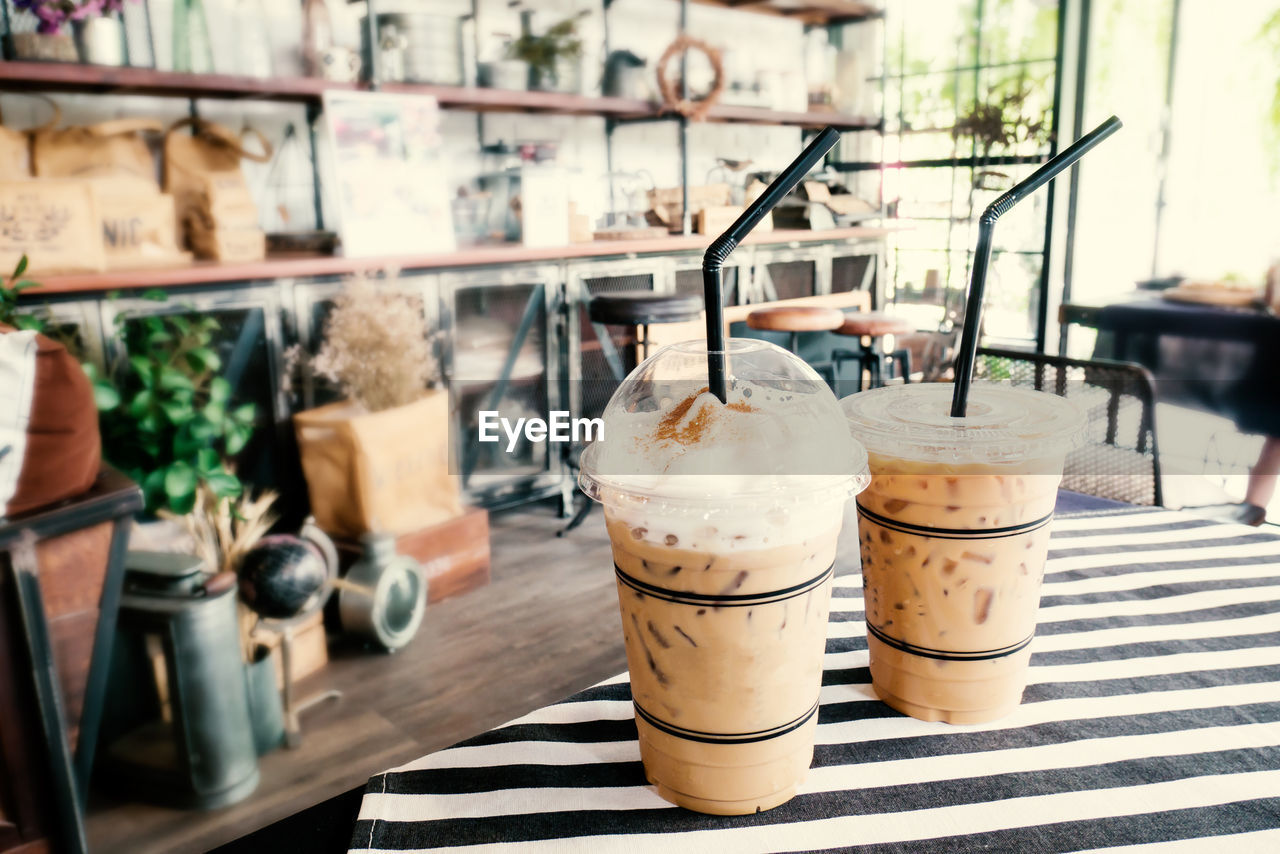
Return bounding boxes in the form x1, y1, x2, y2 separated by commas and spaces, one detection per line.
606, 513, 839, 814
580, 340, 869, 815
844, 384, 1082, 724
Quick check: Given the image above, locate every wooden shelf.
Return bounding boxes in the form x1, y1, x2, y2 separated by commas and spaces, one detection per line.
0, 62, 878, 129
691, 0, 881, 25
29, 227, 890, 296
0, 60, 358, 100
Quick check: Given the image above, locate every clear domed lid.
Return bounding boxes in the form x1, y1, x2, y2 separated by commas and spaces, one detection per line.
579, 338, 869, 506
841, 382, 1086, 468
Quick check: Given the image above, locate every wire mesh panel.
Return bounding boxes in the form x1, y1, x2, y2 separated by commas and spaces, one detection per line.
832, 253, 876, 297
753, 246, 832, 303
761, 259, 818, 301
444, 274, 552, 500
674, 266, 742, 307
975, 347, 1162, 506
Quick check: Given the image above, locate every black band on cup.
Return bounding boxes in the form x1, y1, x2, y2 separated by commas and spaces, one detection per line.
633, 698, 820, 745
866, 621, 1034, 661
856, 503, 1053, 540
614, 562, 833, 607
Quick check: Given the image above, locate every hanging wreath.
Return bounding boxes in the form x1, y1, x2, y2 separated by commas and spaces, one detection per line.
655, 35, 725, 122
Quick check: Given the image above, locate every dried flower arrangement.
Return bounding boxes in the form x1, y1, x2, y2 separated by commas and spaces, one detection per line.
291, 273, 440, 413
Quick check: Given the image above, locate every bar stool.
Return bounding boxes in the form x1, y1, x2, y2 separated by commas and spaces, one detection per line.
587, 290, 704, 379
561, 290, 703, 537
832, 311, 915, 392
746, 305, 846, 353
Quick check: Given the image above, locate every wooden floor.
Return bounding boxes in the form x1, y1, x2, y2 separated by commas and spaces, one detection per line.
84, 499, 866, 854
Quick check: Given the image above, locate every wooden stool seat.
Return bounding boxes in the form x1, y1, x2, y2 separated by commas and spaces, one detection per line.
836, 311, 915, 338
746, 306, 846, 333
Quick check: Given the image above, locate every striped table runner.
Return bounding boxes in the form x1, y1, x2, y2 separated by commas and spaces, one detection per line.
350, 506, 1280, 853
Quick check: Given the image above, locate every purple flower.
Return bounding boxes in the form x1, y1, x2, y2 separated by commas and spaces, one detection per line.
15, 0, 138, 34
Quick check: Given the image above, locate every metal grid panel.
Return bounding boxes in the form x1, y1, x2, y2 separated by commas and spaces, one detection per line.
975, 348, 1162, 506
439, 267, 559, 504
752, 245, 833, 303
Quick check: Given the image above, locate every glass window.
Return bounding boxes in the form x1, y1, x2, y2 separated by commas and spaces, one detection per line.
871, 0, 1060, 345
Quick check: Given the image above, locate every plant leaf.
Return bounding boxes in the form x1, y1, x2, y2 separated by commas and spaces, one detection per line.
128, 355, 153, 385
188, 416, 218, 441
93, 382, 121, 411
204, 470, 242, 499
12, 254, 28, 278
225, 423, 252, 455
209, 376, 231, 404
12, 279, 40, 293
127, 389, 154, 418
159, 398, 193, 423
185, 347, 221, 374
196, 447, 220, 474
141, 289, 168, 302
168, 489, 197, 515
164, 462, 197, 501
158, 366, 195, 392
232, 403, 255, 424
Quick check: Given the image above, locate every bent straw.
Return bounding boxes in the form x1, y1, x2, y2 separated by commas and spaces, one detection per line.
702, 126, 842, 402
951, 115, 1123, 417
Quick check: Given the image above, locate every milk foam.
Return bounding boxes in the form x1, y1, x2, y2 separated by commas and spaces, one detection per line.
586, 385, 861, 550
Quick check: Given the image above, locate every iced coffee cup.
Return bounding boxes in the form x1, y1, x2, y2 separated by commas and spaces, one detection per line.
579, 339, 869, 815
842, 383, 1085, 724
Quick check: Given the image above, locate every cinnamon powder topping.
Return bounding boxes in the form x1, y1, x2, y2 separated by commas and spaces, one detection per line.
654, 388, 758, 446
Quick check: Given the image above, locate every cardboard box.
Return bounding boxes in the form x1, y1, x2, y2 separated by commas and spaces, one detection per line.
395, 506, 491, 604
335, 506, 491, 605
695, 205, 745, 236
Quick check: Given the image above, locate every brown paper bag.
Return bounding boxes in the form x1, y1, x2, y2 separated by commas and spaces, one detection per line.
0, 105, 30, 181
294, 391, 462, 538
185, 224, 266, 263
98, 190, 191, 269
0, 179, 105, 274
164, 118, 271, 257
33, 117, 163, 191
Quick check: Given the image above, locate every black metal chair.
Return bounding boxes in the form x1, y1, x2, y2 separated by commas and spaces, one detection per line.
975, 347, 1164, 506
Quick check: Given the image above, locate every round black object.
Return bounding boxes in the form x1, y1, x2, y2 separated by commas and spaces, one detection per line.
588, 291, 703, 326
238, 535, 328, 620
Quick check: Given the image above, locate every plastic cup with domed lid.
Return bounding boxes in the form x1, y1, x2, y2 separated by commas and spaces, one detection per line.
578, 338, 869, 816
841, 382, 1086, 724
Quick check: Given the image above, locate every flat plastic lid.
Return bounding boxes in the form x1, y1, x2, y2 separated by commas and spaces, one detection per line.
841, 382, 1086, 467
579, 338, 869, 506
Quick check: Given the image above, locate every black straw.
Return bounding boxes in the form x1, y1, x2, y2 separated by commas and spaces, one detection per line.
702, 126, 842, 402
950, 115, 1123, 417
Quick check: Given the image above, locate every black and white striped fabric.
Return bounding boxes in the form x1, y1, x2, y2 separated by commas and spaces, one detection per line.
350, 506, 1280, 853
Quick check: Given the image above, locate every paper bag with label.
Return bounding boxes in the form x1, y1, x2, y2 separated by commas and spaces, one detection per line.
0, 179, 105, 274
293, 391, 463, 538
97, 189, 192, 269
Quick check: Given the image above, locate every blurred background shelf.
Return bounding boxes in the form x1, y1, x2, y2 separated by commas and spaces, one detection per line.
0, 61, 877, 129
30, 228, 891, 296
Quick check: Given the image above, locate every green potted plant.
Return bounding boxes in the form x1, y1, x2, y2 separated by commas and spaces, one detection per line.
95, 293, 256, 517
508, 11, 587, 93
